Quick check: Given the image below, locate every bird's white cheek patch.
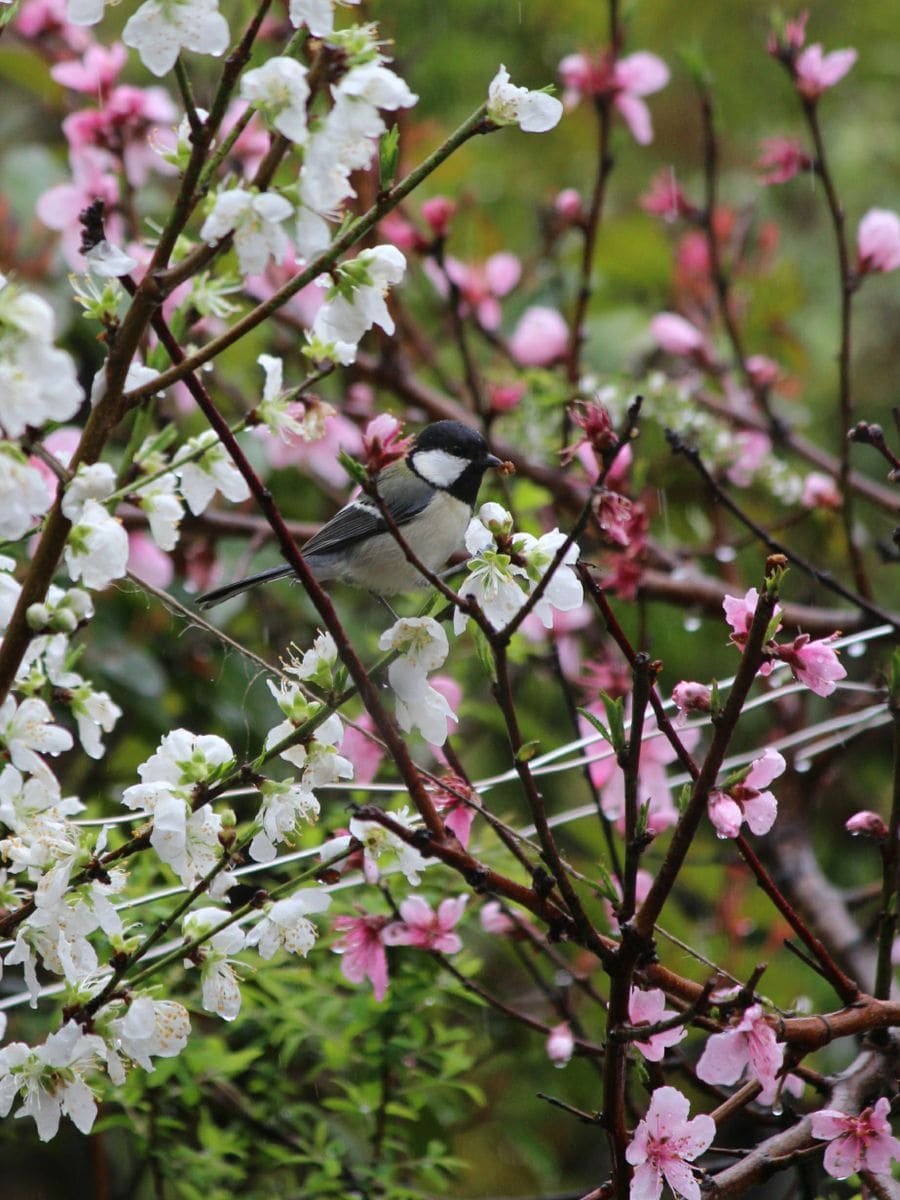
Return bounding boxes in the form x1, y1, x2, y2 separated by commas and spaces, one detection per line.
410, 449, 467, 488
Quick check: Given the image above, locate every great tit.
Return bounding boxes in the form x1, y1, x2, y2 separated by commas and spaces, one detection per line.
196, 419, 502, 608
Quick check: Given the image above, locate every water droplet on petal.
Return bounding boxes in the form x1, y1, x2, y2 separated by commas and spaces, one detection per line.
795, 758, 811, 774
772, 1101, 783, 1116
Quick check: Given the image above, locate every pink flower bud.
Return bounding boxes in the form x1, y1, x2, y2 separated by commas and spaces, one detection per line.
856, 208, 900, 275
845, 811, 889, 839
746, 354, 781, 388
488, 381, 525, 413
800, 471, 842, 509
554, 188, 583, 223
546, 1021, 575, 1067
508, 305, 569, 367
794, 43, 857, 100
650, 312, 711, 362
421, 195, 456, 238
756, 136, 812, 185
672, 681, 712, 725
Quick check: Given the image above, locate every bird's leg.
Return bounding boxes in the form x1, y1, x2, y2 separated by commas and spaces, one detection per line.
373, 593, 400, 621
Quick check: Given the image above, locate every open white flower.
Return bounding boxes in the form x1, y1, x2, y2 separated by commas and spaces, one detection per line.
0, 277, 82, 437
0, 1022, 105, 1142
102, 996, 190, 1082
176, 432, 250, 515
137, 472, 184, 551
0, 446, 51, 541
349, 806, 429, 885
241, 57, 310, 143
182, 907, 245, 1021
311, 245, 406, 361
245, 890, 332, 959
250, 779, 320, 863
334, 59, 418, 111
487, 64, 563, 133
379, 616, 448, 672
0, 696, 73, 779
61, 462, 116, 524
200, 188, 293, 276
123, 0, 230, 78
64, 499, 129, 590
288, 0, 360, 36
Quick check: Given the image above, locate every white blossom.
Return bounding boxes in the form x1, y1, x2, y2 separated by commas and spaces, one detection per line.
241, 57, 310, 143
182, 907, 245, 1021
334, 59, 418, 111
68, 682, 121, 760
0, 277, 82, 438
151, 796, 223, 888
517, 528, 583, 629
123, 729, 234, 810
0, 1022, 105, 1141
379, 616, 448, 672
0, 696, 73, 779
175, 432, 251, 515
245, 890, 331, 958
379, 617, 456, 745
91, 358, 160, 409
102, 996, 190, 1083
136, 472, 183, 551
0, 445, 51, 541
255, 354, 333, 443
311, 245, 406, 362
123, 0, 230, 78
288, 0, 359, 36
85, 240, 138, 278
250, 778, 320, 863
285, 630, 338, 689
67, 0, 105, 24
0, 555, 22, 631
487, 65, 563, 133
64, 499, 129, 589
349, 806, 429, 886
60, 462, 116, 523
200, 187, 294, 276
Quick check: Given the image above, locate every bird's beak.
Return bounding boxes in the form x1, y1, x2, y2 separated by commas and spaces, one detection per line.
483, 454, 503, 469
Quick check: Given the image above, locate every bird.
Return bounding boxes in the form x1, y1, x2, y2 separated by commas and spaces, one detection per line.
196, 419, 503, 609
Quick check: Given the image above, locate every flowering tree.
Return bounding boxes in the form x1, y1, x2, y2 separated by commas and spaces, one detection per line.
0, 1, 898, 1197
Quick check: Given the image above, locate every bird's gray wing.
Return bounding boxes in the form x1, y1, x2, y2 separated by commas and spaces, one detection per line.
300, 469, 434, 558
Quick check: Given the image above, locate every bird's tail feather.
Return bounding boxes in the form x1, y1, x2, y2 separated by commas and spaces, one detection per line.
196, 564, 295, 610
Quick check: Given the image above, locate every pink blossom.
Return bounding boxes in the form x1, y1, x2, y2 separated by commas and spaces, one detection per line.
361, 413, 412, 473
51, 43, 128, 94
546, 1021, 575, 1067
480, 900, 515, 936
508, 305, 569, 366
800, 471, 842, 509
856, 208, 900, 275
382, 895, 467, 954
579, 708, 698, 835
696, 1004, 785, 1104
421, 195, 456, 237
63, 84, 177, 186
340, 715, 385, 786
432, 774, 481, 849
775, 632, 847, 697
127, 532, 174, 589
625, 1086, 715, 1200
440, 252, 521, 330
628, 989, 687, 1062
487, 381, 525, 413
36, 147, 122, 270
561, 398, 617, 465
332, 912, 390, 1001
262, 411, 363, 486
554, 188, 583, 223
30, 427, 82, 501
708, 747, 785, 840
650, 313, 712, 366
722, 587, 783, 648
726, 431, 772, 489
559, 50, 669, 145
755, 136, 812, 185
794, 43, 857, 100
671, 682, 712, 726
845, 810, 889, 839
745, 354, 781, 388
605, 868, 653, 933
811, 1097, 900, 1180
379, 210, 422, 252
596, 491, 634, 548
16, 0, 90, 50
640, 169, 693, 222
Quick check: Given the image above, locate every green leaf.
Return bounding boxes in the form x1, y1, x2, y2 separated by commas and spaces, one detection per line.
516, 739, 540, 762
379, 125, 401, 190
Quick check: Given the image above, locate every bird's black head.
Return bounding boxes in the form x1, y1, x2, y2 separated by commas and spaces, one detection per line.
409, 420, 502, 505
